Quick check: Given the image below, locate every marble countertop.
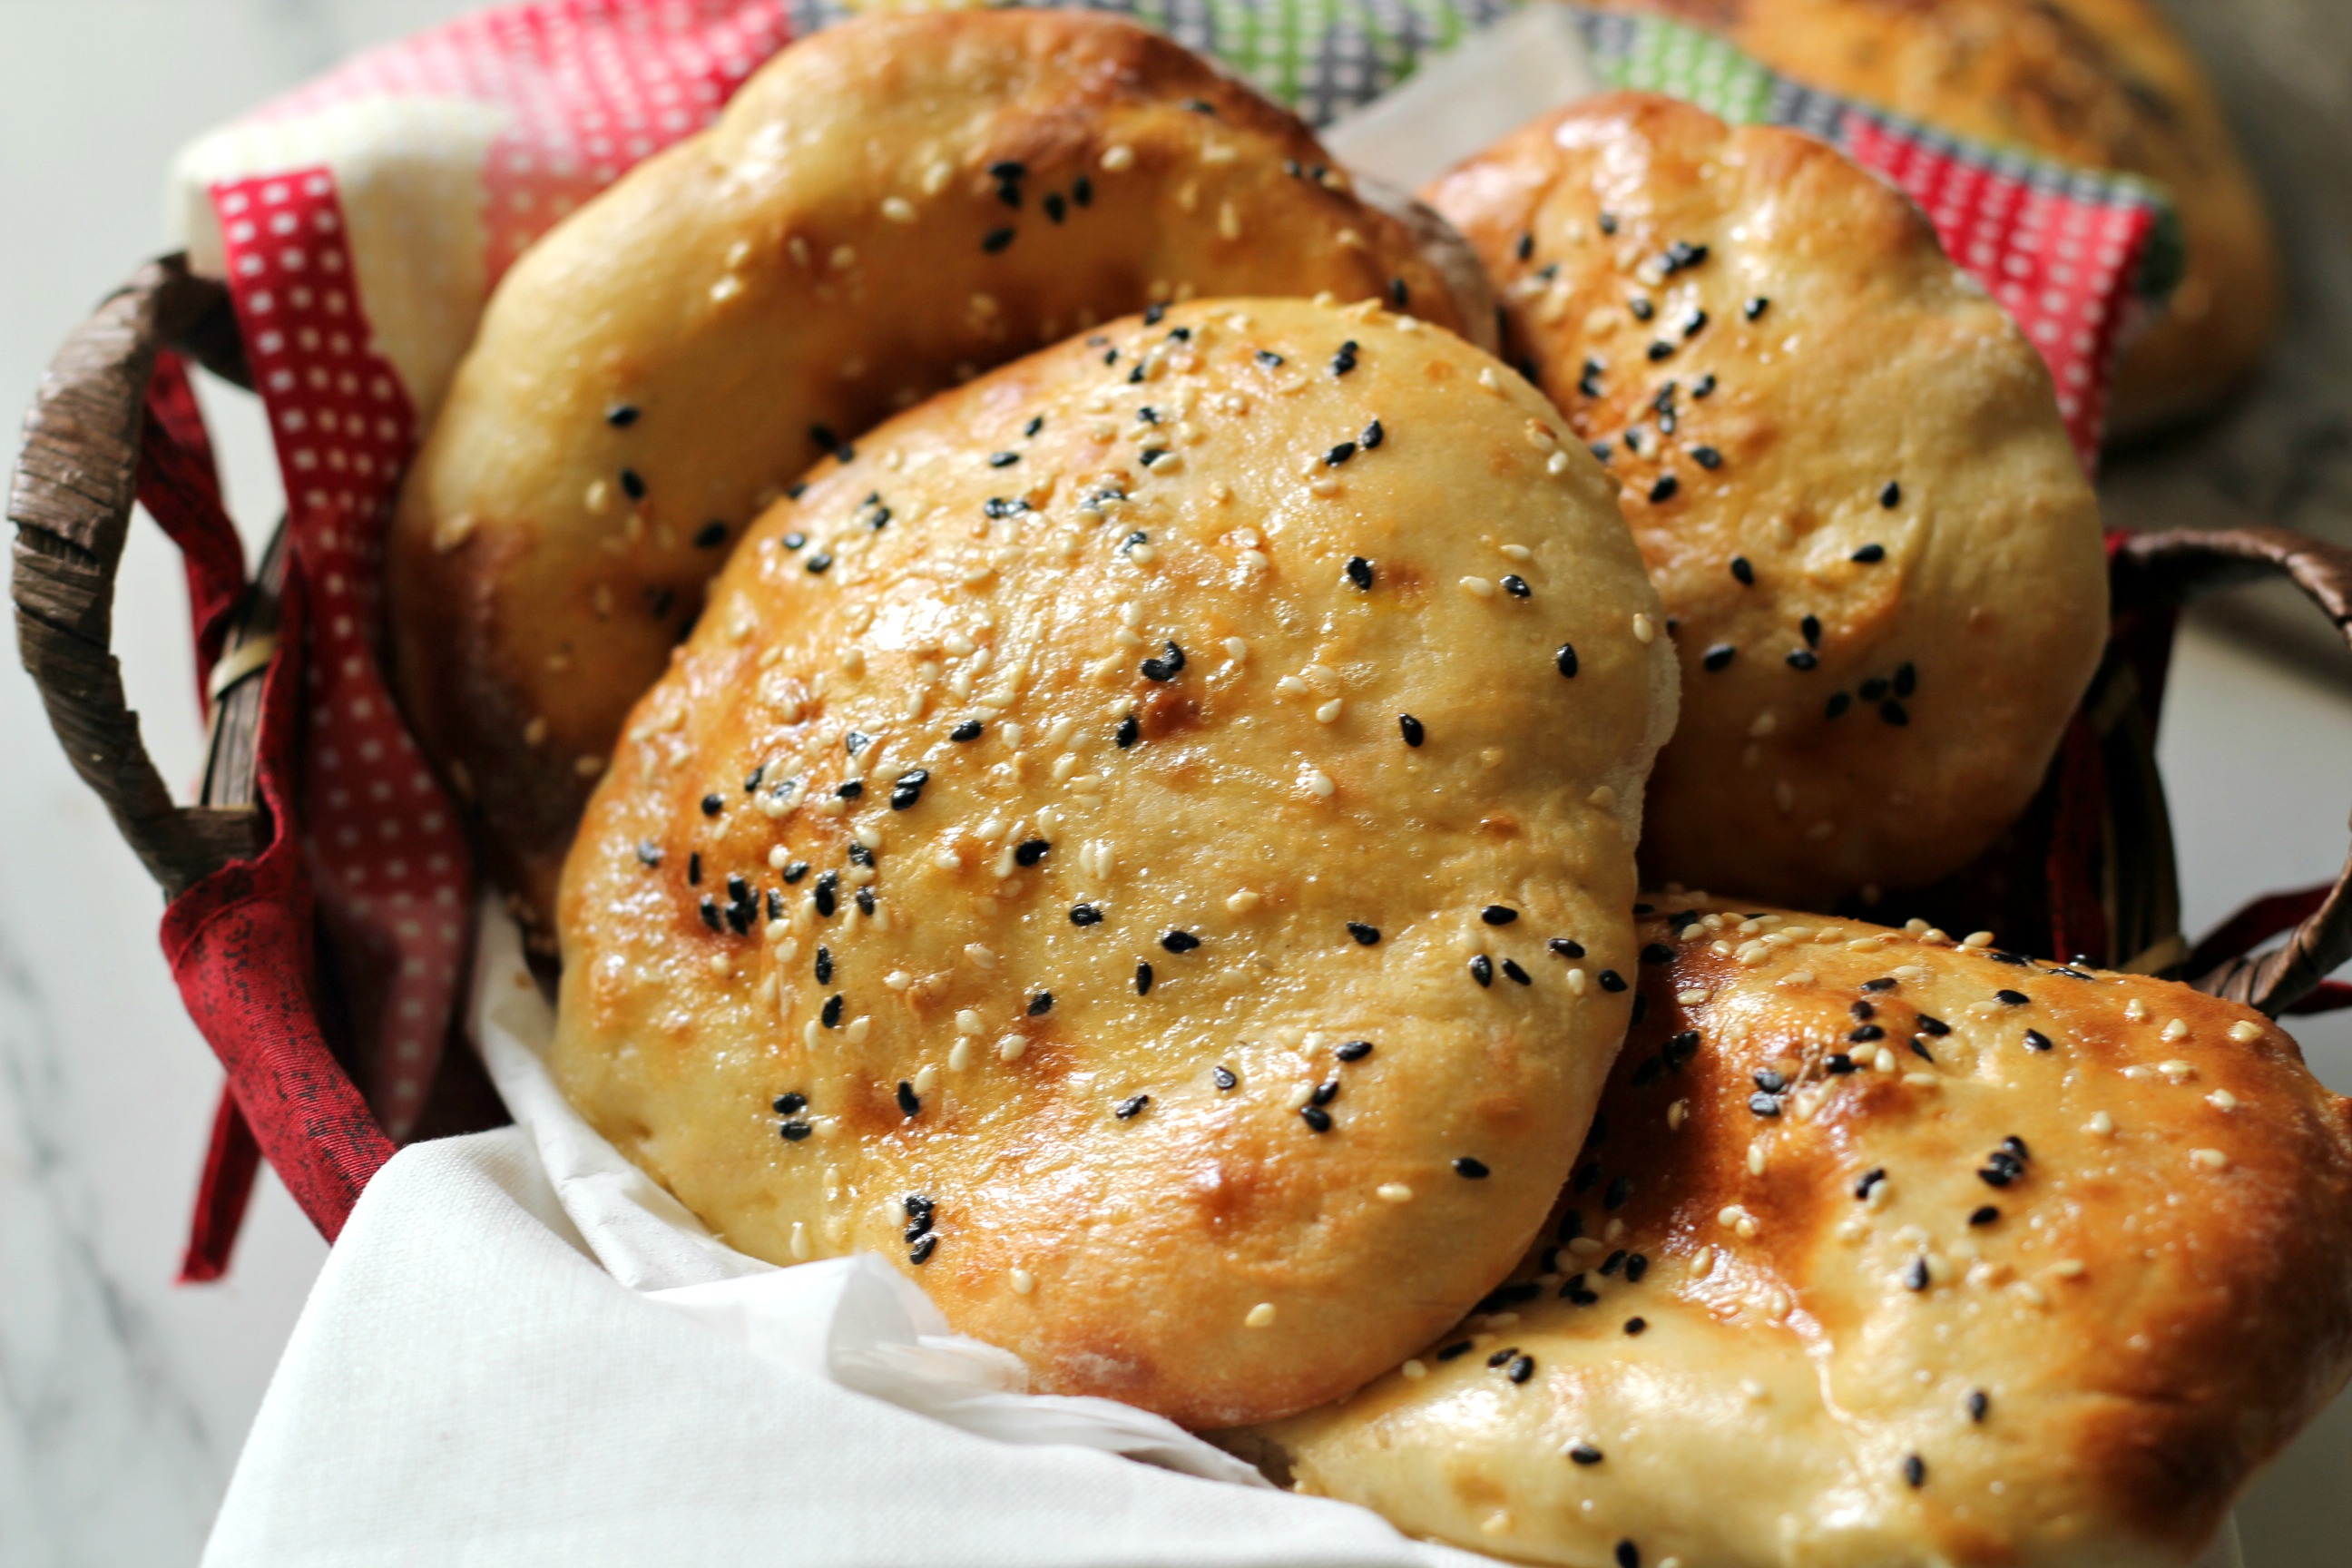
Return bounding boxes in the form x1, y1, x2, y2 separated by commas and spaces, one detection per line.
3, 2, 2349, 1563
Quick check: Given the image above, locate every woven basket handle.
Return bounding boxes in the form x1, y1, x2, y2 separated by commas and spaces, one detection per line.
2114, 527, 2352, 1016
10, 254, 268, 900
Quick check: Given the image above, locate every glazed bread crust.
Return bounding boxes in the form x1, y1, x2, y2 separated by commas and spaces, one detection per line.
389, 9, 1484, 926
547, 298, 1679, 1428
1584, 0, 2281, 435
1427, 93, 2108, 907
1248, 897, 2352, 1566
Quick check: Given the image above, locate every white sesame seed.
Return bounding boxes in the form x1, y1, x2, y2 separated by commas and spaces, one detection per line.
1102, 144, 1135, 172
997, 1034, 1028, 1063
2159, 1059, 2195, 1081
790, 1221, 811, 1261
1276, 675, 1309, 696
1747, 1141, 1768, 1175
1377, 1182, 1415, 1202
1459, 575, 1497, 598
1565, 967, 1589, 995
1691, 1245, 1715, 1278
1286, 1083, 1316, 1111
1009, 1268, 1035, 1295
1305, 768, 1335, 798
1667, 1098, 1689, 1131
1546, 452, 1571, 475
947, 1039, 973, 1072
2161, 1018, 2190, 1042
1500, 544, 1533, 562
1962, 930, 1994, 947
1245, 1302, 1277, 1328
1603, 1218, 1625, 1242
1316, 699, 1344, 723
1478, 367, 1503, 391
707, 953, 731, 976
1567, 1237, 1604, 1258
1874, 1048, 1898, 1073
2048, 1259, 2087, 1279
1678, 988, 1710, 1004
2227, 1019, 2262, 1044
1400, 1358, 1426, 1379
2208, 1089, 2240, 1112
1588, 785, 1617, 809
1224, 637, 1248, 661
1717, 1204, 1750, 1230
912, 1063, 936, 1093
1632, 612, 1655, 643
1226, 889, 1261, 914
2124, 997, 2150, 1023
956, 1010, 984, 1035
2191, 1147, 2230, 1171
847, 1016, 870, 1044
880, 195, 916, 223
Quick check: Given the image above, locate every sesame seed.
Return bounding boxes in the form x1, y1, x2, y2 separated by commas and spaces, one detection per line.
1336, 1040, 1373, 1062
1506, 1354, 1534, 1384
1649, 474, 1680, 503
1787, 650, 1818, 671
1744, 297, 1769, 320
1377, 1182, 1413, 1202
636, 841, 663, 867
1245, 1302, 1277, 1328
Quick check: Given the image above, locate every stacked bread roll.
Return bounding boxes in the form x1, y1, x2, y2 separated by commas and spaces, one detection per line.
386, 12, 2351, 1564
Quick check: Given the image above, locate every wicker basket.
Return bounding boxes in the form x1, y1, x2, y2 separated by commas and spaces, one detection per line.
13, 254, 2352, 1263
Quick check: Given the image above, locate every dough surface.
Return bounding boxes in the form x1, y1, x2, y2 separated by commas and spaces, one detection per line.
1426, 93, 2108, 907
389, 9, 1485, 926
549, 298, 1679, 1428
1583, 0, 2279, 435
1244, 896, 2352, 1566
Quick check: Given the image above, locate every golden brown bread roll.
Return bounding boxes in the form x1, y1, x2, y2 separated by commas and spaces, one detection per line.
1426, 93, 2108, 907
388, 9, 1488, 929
1583, 0, 2280, 435
548, 297, 1679, 1427
1243, 895, 2352, 1566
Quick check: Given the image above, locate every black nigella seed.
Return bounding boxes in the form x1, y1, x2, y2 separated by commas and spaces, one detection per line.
1626, 1253, 1650, 1282
1300, 1104, 1333, 1132
1116, 1094, 1151, 1121
1756, 1069, 1788, 1093
1507, 1355, 1534, 1384
815, 871, 838, 917
782, 860, 808, 884
780, 531, 806, 552
1143, 303, 1167, 327
1470, 956, 1494, 987
1895, 660, 1917, 698
693, 520, 728, 549
1600, 1250, 1626, 1277
1787, 649, 1819, 671
1337, 1039, 1373, 1062
1255, 348, 1283, 368
1213, 1065, 1238, 1090
1014, 838, 1051, 867
1454, 1157, 1491, 1179
1605, 1173, 1632, 1210
1623, 1317, 1647, 1337
1650, 474, 1680, 503
1140, 642, 1186, 681
1850, 1024, 1886, 1043
1070, 904, 1103, 926
1855, 1167, 1886, 1200
1827, 691, 1853, 720
636, 840, 663, 867
774, 1093, 806, 1114
1970, 1205, 2001, 1227
953, 720, 984, 742
1662, 240, 1708, 272
1346, 555, 1375, 589
1389, 278, 1409, 308
813, 946, 832, 984
1397, 712, 1425, 747
1331, 340, 1358, 376
1503, 959, 1531, 985
1502, 573, 1531, 598
1550, 937, 1586, 959
982, 227, 1014, 253
848, 842, 874, 868
1730, 554, 1753, 584
1828, 1054, 1857, 1074
1325, 441, 1357, 466
1482, 905, 1519, 926
1881, 481, 1902, 509
1630, 297, 1654, 320
1361, 418, 1385, 449
1597, 969, 1627, 994
1906, 1256, 1931, 1291
837, 779, 863, 800
1692, 373, 1716, 397
1852, 543, 1886, 564
699, 896, 722, 932
909, 1234, 937, 1265
1801, 612, 1822, 648
1043, 192, 1065, 222
1161, 929, 1200, 954
1115, 713, 1139, 749
1616, 1542, 1640, 1568
1918, 1014, 1951, 1035
1904, 1455, 1927, 1488
1348, 921, 1381, 946
1556, 642, 1580, 678
988, 451, 1019, 468
1745, 296, 1769, 320
897, 1080, 921, 1117
2024, 1028, 2053, 1051
1598, 211, 1619, 235
1863, 977, 1898, 992
1647, 340, 1675, 362
1516, 231, 1535, 261
821, 995, 843, 1028
1749, 1093, 1783, 1117
1995, 989, 2030, 1006
1695, 446, 1725, 472
1029, 992, 1054, 1016
606, 403, 640, 428
1642, 943, 1673, 964
620, 467, 646, 501
1880, 699, 1910, 726
1969, 1390, 1990, 1422
1702, 642, 1736, 672
1910, 1036, 1936, 1062
806, 553, 832, 574
1437, 1340, 1475, 1363
1073, 175, 1093, 206
890, 769, 930, 810
778, 1119, 814, 1142
1136, 962, 1154, 995
1570, 1444, 1604, 1465
700, 793, 723, 818
1681, 308, 1709, 338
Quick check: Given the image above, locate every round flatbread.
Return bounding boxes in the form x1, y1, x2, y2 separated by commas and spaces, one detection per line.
548, 297, 1679, 1427
1426, 93, 2108, 907
1243, 896, 2352, 1565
